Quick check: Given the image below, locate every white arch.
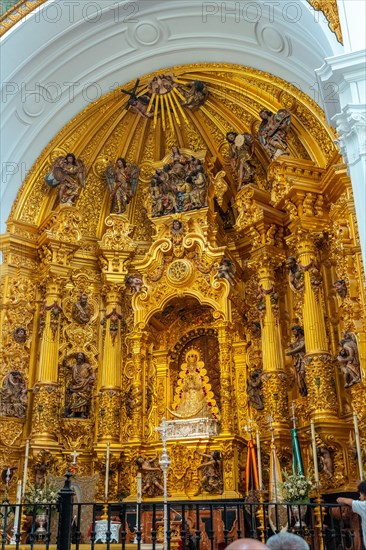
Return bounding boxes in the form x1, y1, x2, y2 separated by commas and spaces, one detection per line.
0, 0, 343, 232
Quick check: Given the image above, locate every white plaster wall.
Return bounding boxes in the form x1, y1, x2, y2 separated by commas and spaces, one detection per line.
0, 0, 342, 232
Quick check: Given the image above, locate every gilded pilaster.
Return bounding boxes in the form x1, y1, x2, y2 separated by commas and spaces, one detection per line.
128, 328, 148, 441
98, 286, 124, 443
217, 322, 233, 435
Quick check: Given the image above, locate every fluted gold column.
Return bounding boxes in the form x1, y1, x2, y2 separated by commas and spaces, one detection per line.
293, 231, 338, 419
257, 258, 288, 428
98, 286, 123, 444
32, 277, 62, 445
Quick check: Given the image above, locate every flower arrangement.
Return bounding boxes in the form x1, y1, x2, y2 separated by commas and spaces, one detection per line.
24, 481, 59, 515
282, 471, 313, 503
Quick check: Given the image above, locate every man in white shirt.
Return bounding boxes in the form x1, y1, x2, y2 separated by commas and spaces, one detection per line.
337, 481, 366, 549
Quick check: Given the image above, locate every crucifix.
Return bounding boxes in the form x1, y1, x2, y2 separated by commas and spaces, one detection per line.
70, 450, 79, 465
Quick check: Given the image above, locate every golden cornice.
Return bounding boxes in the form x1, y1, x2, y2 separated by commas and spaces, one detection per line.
306, 0, 343, 44
0, 0, 47, 36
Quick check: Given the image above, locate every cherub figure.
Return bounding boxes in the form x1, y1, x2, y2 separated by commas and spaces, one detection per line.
216, 258, 236, 286
194, 450, 223, 495
337, 333, 361, 388
13, 327, 27, 344
125, 273, 143, 293
135, 456, 165, 497
45, 152, 86, 204
334, 279, 347, 298
258, 108, 291, 160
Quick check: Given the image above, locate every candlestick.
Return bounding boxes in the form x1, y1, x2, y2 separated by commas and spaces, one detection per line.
353, 413, 364, 480
291, 401, 297, 429
104, 443, 110, 501
22, 439, 29, 498
310, 420, 319, 486
256, 429, 263, 491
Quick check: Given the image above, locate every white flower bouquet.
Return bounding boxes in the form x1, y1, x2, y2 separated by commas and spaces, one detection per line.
282, 471, 313, 503
24, 481, 59, 515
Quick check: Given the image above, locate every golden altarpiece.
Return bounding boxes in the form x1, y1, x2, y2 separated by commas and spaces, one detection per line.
0, 64, 365, 504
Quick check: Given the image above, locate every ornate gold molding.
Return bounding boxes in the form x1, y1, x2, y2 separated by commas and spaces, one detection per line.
306, 0, 342, 43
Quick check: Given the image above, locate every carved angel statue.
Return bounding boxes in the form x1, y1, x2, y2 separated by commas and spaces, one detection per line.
286, 325, 307, 397
45, 152, 86, 204
226, 131, 256, 189
258, 108, 291, 160
105, 158, 139, 214
337, 333, 361, 388
216, 258, 236, 286
181, 80, 209, 109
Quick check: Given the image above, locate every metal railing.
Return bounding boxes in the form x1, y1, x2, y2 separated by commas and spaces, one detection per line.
0, 477, 363, 550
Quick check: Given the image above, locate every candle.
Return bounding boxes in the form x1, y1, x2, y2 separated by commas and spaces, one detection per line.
22, 439, 29, 497
310, 420, 319, 486
14, 480, 22, 535
256, 430, 263, 491
353, 413, 364, 480
104, 443, 110, 501
137, 472, 142, 504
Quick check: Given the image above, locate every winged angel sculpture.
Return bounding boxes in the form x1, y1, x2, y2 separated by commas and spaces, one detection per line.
105, 158, 139, 214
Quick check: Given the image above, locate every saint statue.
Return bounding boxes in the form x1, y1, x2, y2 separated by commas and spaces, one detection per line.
0, 371, 28, 418
286, 325, 307, 397
337, 333, 361, 388
171, 349, 219, 420
63, 353, 95, 418
45, 152, 86, 204
194, 450, 223, 495
72, 293, 92, 324
226, 131, 256, 189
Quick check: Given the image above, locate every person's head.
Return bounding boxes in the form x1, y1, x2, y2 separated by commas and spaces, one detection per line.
212, 450, 221, 460
291, 325, 304, 337
226, 132, 237, 143
79, 293, 88, 305
225, 539, 267, 550
259, 109, 272, 120
76, 352, 86, 363
266, 532, 309, 550
286, 256, 297, 268
65, 153, 76, 165
358, 480, 366, 500
116, 157, 126, 168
